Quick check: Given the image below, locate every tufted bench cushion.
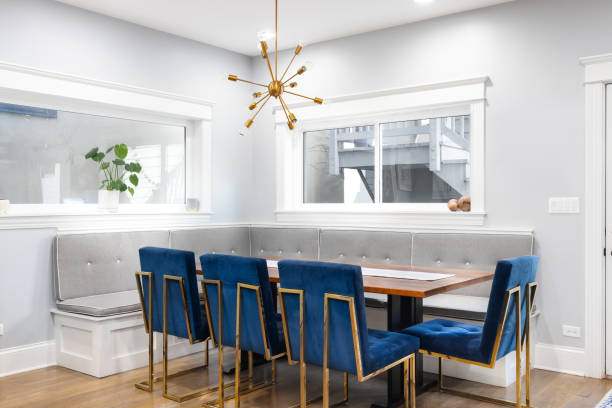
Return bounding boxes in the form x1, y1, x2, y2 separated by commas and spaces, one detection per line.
170, 227, 250, 258
250, 227, 318, 259
56, 290, 141, 317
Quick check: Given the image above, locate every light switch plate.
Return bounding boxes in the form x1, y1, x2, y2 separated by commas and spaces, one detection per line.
549, 197, 580, 214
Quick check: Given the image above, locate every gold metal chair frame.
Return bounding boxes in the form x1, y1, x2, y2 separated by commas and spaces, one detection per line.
201, 279, 286, 408
420, 282, 538, 408
134, 271, 220, 403
278, 288, 416, 408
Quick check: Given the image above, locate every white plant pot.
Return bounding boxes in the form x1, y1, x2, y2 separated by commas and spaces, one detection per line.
98, 190, 120, 211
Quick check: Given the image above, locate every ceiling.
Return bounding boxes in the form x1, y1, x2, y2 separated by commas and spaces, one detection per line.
56, 0, 513, 56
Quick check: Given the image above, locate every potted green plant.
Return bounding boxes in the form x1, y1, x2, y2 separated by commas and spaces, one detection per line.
85, 144, 142, 211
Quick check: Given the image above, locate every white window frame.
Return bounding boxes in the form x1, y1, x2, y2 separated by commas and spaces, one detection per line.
275, 77, 488, 227
0, 61, 214, 231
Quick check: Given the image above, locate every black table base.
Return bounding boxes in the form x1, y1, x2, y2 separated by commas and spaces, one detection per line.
371, 295, 435, 408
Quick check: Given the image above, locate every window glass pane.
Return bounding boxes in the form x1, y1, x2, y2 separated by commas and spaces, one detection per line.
303, 126, 375, 204
0, 103, 185, 204
381, 115, 470, 203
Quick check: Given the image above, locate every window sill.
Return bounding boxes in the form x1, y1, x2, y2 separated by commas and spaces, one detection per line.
0, 204, 212, 232
275, 208, 486, 228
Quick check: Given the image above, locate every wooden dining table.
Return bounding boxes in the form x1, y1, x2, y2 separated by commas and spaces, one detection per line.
199, 259, 493, 408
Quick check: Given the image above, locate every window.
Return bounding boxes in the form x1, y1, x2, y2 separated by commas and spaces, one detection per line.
381, 116, 470, 203
0, 103, 186, 205
275, 77, 486, 226
303, 126, 375, 204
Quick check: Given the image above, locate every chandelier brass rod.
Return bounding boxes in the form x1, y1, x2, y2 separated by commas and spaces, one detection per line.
278, 96, 292, 123
282, 71, 300, 85
284, 90, 319, 101
254, 92, 270, 106
279, 53, 298, 82
249, 95, 272, 122
236, 78, 268, 88
275, 0, 278, 79
280, 95, 295, 119
263, 54, 275, 81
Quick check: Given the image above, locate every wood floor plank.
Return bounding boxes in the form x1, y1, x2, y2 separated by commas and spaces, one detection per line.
1, 352, 611, 408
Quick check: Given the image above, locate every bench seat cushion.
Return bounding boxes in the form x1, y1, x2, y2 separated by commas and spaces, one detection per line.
56, 290, 141, 317
364, 293, 489, 322
423, 294, 489, 321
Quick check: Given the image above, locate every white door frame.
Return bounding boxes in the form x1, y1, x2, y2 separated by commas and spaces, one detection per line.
581, 53, 612, 379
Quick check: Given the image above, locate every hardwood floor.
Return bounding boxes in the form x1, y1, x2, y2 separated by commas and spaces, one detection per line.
1, 352, 611, 408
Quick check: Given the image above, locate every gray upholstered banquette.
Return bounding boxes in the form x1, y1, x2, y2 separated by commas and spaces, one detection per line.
53, 226, 533, 321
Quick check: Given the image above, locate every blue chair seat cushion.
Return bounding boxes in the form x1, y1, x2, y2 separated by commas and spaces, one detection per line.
365, 329, 420, 375
401, 319, 488, 364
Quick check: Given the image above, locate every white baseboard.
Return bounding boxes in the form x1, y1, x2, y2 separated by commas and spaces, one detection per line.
534, 342, 585, 376
0, 340, 56, 377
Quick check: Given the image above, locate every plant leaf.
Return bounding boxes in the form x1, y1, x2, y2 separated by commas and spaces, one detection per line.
85, 147, 98, 159
118, 181, 128, 192
93, 152, 105, 162
114, 143, 128, 160
129, 174, 139, 187
105, 146, 114, 154
127, 187, 134, 196
112, 159, 125, 165
100, 162, 110, 170
132, 162, 142, 173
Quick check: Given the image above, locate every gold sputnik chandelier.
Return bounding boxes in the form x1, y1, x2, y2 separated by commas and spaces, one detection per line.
227, 0, 322, 131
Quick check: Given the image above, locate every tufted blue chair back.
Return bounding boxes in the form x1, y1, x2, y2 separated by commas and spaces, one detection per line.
138, 247, 208, 342
480, 255, 538, 362
278, 260, 369, 375
200, 254, 283, 356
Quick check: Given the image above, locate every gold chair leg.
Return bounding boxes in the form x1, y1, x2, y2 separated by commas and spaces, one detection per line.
410, 355, 416, 408
403, 359, 409, 408
300, 360, 307, 408
323, 366, 330, 408
205, 338, 209, 367
235, 347, 242, 408
271, 357, 276, 383
438, 357, 443, 392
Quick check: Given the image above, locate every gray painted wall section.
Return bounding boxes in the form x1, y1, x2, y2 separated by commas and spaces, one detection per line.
0, 0, 252, 348
249, 0, 611, 348
0, 229, 56, 349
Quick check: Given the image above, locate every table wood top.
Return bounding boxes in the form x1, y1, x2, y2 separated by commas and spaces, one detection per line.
198, 258, 493, 298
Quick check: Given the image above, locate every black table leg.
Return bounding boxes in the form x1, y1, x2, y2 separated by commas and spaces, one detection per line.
371, 295, 433, 408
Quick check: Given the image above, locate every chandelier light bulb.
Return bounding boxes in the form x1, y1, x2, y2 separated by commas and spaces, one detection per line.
239, 127, 249, 136
304, 60, 314, 71
257, 30, 275, 42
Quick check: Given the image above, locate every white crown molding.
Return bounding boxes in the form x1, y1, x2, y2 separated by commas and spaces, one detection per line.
0, 61, 214, 108
580, 54, 612, 84
272, 76, 490, 113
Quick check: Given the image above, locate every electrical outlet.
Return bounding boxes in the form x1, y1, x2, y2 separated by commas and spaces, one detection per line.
0, 323, 3, 336
562, 325, 581, 338
549, 197, 580, 213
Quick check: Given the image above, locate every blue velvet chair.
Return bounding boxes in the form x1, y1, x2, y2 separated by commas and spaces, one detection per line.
135, 247, 212, 402
278, 260, 420, 408
402, 255, 539, 408
200, 253, 285, 408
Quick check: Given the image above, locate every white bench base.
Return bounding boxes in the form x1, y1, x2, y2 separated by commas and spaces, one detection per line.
51, 309, 204, 378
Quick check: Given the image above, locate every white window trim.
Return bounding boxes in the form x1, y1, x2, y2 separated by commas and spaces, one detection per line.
0, 61, 214, 231
274, 77, 488, 227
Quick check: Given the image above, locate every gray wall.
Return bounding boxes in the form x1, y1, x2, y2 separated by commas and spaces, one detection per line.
0, 0, 252, 348
249, 0, 611, 348
0, 229, 56, 349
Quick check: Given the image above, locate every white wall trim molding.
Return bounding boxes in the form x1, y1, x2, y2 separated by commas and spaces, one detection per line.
0, 341, 56, 378
0, 61, 214, 227
581, 54, 609, 379
275, 209, 486, 227
274, 77, 488, 228
534, 343, 585, 377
